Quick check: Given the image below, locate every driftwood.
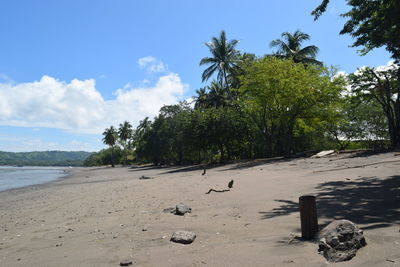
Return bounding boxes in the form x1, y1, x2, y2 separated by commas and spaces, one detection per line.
205, 180, 234, 194
205, 189, 230, 194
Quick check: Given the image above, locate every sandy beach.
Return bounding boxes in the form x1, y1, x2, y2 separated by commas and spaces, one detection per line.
0, 151, 399, 266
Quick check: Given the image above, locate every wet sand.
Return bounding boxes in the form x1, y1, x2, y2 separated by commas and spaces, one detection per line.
0, 152, 399, 266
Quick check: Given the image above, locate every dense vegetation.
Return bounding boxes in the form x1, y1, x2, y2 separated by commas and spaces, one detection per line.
0, 151, 93, 166
85, 2, 400, 166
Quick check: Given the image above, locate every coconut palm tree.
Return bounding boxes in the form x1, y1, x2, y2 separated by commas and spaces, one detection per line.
194, 87, 208, 109
207, 80, 228, 107
102, 126, 117, 167
199, 30, 240, 89
118, 121, 133, 165
270, 30, 322, 66
194, 81, 228, 109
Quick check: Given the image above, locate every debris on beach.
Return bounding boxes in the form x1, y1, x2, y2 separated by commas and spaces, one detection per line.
205, 179, 234, 194
175, 203, 192, 215
163, 204, 192, 215
170, 230, 196, 244
318, 220, 366, 262
138, 175, 153, 180
205, 188, 230, 194
119, 258, 133, 266
311, 150, 336, 158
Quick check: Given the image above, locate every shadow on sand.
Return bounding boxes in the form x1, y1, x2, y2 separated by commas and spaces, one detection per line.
259, 175, 400, 230
220, 157, 293, 171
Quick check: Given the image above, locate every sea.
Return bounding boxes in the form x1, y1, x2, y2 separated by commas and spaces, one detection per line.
0, 166, 67, 192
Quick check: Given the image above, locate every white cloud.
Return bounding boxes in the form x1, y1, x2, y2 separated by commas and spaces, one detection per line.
138, 56, 168, 73
375, 60, 396, 72
0, 73, 187, 134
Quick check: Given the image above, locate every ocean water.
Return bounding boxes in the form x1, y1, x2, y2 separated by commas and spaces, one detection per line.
0, 166, 67, 192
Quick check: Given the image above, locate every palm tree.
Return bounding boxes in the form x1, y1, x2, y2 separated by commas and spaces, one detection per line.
102, 126, 117, 167
194, 81, 228, 109
132, 117, 152, 157
199, 30, 240, 89
270, 30, 322, 66
118, 121, 133, 165
207, 80, 228, 107
194, 87, 208, 109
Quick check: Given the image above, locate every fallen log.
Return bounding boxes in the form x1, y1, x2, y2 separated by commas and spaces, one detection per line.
205, 189, 230, 194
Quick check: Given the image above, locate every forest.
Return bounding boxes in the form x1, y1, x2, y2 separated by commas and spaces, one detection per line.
84, 0, 400, 167
0, 151, 93, 166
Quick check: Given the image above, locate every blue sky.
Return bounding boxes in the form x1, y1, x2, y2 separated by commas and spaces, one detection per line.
0, 0, 391, 152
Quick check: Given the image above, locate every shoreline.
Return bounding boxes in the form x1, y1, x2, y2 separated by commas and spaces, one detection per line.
0, 166, 77, 194
0, 152, 399, 266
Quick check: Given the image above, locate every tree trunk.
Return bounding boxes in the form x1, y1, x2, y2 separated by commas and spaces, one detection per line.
111, 146, 115, 167
393, 66, 400, 148
219, 143, 225, 162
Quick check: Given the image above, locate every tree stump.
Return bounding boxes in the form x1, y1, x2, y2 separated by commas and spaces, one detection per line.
299, 195, 318, 239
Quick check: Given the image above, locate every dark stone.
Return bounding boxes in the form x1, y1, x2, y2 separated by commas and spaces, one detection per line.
318, 220, 366, 262
228, 179, 234, 189
175, 203, 191, 215
170, 230, 196, 244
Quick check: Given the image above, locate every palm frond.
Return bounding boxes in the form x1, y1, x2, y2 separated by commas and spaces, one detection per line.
202, 64, 218, 82
200, 57, 218, 66
297, 45, 319, 59
270, 30, 322, 65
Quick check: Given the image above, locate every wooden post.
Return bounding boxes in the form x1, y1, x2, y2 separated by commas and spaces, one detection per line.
299, 195, 318, 240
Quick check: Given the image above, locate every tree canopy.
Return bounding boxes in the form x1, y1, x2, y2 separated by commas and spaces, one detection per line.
348, 63, 400, 148
270, 30, 322, 66
239, 57, 343, 155
102, 126, 118, 167
88, 27, 399, 167
312, 0, 400, 60
200, 30, 241, 90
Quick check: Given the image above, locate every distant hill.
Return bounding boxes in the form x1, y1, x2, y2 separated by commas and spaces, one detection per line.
0, 151, 94, 166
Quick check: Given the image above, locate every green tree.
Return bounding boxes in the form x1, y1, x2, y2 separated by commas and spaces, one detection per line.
327, 95, 388, 150
312, 0, 400, 60
189, 105, 255, 162
348, 64, 399, 148
239, 57, 343, 156
194, 87, 208, 109
270, 30, 322, 66
313, 0, 400, 149
102, 126, 118, 167
118, 121, 133, 165
133, 117, 151, 146
83, 147, 123, 166
194, 81, 228, 109
135, 103, 194, 165
199, 30, 240, 91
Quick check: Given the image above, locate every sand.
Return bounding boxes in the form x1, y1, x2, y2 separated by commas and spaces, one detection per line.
0, 152, 399, 266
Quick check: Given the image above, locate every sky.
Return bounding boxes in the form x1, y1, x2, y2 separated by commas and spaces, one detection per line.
0, 0, 392, 152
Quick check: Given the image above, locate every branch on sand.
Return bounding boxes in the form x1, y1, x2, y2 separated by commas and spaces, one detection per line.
205, 189, 231, 194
